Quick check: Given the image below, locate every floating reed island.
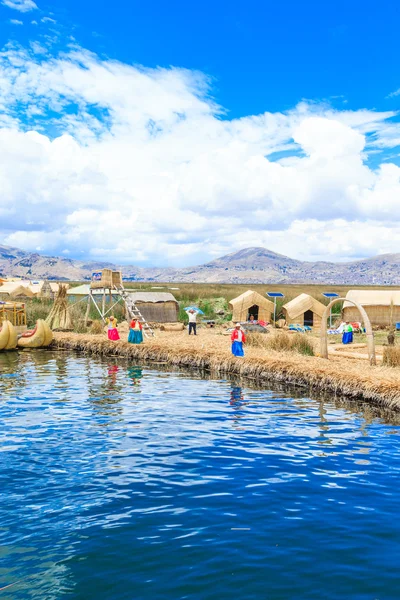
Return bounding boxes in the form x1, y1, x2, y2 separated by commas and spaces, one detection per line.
52, 330, 400, 411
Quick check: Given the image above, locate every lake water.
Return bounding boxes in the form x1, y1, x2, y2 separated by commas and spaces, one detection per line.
1, 351, 400, 600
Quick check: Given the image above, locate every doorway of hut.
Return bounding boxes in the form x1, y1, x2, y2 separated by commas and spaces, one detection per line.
304, 310, 314, 327
247, 305, 259, 321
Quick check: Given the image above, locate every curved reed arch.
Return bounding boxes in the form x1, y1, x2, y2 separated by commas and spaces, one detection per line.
320, 298, 376, 366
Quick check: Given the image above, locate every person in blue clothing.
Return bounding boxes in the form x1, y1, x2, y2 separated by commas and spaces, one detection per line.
231, 323, 246, 357
342, 321, 354, 345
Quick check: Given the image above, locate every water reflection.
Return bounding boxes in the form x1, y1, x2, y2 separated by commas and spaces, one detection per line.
1, 351, 400, 600
127, 366, 142, 387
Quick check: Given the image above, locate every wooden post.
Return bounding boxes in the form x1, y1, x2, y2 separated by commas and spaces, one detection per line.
102, 289, 106, 318
320, 298, 376, 366
84, 294, 91, 326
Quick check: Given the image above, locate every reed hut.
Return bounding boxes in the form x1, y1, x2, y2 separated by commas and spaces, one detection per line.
126, 292, 179, 323
90, 269, 122, 290
0, 283, 34, 300
282, 293, 326, 328
343, 290, 400, 326
229, 290, 274, 323
40, 280, 54, 299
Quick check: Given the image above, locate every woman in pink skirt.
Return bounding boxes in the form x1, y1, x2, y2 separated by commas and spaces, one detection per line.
106, 316, 120, 341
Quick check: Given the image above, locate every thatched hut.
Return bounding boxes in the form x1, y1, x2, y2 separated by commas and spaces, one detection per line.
229, 290, 274, 323
343, 290, 400, 326
0, 283, 34, 299
282, 293, 326, 328
90, 269, 122, 290
126, 292, 179, 323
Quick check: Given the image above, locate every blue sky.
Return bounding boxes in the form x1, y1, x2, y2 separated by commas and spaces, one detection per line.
0, 0, 399, 266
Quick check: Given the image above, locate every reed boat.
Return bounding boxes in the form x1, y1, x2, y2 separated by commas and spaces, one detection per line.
17, 319, 53, 349
0, 320, 18, 350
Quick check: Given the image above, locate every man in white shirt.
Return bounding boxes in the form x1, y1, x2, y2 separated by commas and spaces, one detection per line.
186, 309, 197, 335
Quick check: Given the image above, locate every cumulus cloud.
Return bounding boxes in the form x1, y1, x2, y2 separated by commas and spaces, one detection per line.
0, 44, 399, 266
9, 18, 23, 24
1, 0, 37, 11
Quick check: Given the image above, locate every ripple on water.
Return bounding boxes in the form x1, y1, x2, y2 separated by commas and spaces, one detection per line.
0, 351, 400, 600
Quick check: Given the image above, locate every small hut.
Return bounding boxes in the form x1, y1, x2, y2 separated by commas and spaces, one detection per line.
40, 280, 54, 299
343, 290, 400, 326
229, 290, 274, 323
126, 292, 179, 323
282, 293, 326, 328
90, 269, 122, 290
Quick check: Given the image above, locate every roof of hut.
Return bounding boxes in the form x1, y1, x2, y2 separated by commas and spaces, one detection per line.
229, 290, 274, 310
127, 292, 178, 303
283, 293, 326, 319
343, 290, 400, 308
0, 282, 33, 295
10, 285, 35, 298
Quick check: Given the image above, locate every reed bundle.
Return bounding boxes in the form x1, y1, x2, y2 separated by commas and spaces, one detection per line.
52, 332, 400, 411
383, 346, 400, 368
45, 284, 73, 331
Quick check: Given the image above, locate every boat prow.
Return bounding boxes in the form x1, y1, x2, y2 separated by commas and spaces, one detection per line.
17, 319, 53, 349
0, 320, 18, 351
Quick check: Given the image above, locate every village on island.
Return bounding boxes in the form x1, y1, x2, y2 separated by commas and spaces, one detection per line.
1, 268, 399, 409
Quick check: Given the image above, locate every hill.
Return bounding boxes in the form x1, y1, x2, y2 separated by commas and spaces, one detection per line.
0, 244, 399, 284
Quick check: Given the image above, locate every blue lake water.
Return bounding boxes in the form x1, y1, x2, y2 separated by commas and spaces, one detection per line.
1, 350, 400, 600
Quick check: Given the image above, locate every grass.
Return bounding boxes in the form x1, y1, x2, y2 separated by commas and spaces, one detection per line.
24, 296, 126, 333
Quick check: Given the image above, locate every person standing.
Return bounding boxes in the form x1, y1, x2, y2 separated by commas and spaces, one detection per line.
342, 321, 354, 345
128, 318, 143, 344
186, 309, 197, 335
106, 316, 120, 341
231, 323, 246, 356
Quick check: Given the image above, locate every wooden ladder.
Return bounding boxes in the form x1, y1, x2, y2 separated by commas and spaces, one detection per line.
122, 291, 155, 338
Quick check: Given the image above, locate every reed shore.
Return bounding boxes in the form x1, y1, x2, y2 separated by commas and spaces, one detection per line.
52, 330, 400, 411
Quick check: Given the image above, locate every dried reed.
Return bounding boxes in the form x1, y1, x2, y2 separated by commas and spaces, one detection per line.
247, 331, 315, 356
383, 346, 400, 367
51, 332, 400, 411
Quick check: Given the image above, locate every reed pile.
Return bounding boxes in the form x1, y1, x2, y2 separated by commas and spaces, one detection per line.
383, 346, 400, 367
52, 331, 400, 411
247, 331, 315, 356
45, 284, 73, 330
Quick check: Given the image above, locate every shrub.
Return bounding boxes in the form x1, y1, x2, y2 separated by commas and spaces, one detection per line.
26, 298, 52, 327
383, 346, 400, 367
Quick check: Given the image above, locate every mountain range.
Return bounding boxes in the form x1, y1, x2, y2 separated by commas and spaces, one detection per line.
0, 244, 399, 285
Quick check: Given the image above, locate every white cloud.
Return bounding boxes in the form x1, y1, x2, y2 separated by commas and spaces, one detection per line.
9, 18, 23, 24
41, 16, 56, 23
2, 0, 37, 12
0, 44, 399, 266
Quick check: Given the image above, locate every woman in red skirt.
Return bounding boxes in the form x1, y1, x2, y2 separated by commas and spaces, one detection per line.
106, 316, 120, 341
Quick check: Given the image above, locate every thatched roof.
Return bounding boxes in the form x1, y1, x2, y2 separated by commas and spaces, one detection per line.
344, 290, 400, 308
0, 282, 35, 297
229, 290, 274, 310
283, 293, 326, 319
10, 285, 35, 298
128, 292, 178, 304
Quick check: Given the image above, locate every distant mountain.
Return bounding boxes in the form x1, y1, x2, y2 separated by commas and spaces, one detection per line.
0, 244, 399, 285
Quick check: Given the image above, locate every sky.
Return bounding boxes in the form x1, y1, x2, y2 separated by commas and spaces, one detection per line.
0, 0, 399, 267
